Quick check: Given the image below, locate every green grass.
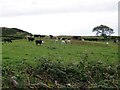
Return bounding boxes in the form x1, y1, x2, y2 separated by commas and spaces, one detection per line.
2, 39, 119, 88
2, 39, 118, 65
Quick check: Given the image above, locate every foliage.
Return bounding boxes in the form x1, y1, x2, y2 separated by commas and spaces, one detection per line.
2, 57, 120, 89
92, 25, 114, 37
0, 27, 32, 39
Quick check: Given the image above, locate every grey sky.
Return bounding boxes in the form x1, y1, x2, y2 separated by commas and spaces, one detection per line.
0, 0, 119, 36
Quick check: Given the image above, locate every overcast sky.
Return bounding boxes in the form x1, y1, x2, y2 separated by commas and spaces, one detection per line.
0, 0, 119, 36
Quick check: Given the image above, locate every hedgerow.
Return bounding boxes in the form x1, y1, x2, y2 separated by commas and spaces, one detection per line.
2, 56, 120, 89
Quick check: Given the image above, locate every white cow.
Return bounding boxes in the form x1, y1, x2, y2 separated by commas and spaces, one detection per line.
82, 38, 85, 41
55, 39, 58, 43
66, 39, 71, 44
61, 40, 66, 44
106, 42, 109, 45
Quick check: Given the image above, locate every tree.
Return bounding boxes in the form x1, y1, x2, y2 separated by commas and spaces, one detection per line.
92, 25, 114, 37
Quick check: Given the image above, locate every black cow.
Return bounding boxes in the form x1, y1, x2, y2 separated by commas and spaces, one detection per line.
34, 34, 46, 38
28, 37, 34, 41
114, 38, 118, 43
49, 35, 54, 39
4, 38, 12, 43
40, 35, 46, 38
34, 34, 40, 38
36, 40, 43, 45
72, 36, 82, 40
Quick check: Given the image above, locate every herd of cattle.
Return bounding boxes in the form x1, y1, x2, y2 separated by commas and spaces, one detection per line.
2, 35, 72, 45
27, 35, 71, 45
2, 35, 119, 45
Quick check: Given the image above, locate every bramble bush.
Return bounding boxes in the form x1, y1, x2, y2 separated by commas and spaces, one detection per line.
2, 56, 120, 89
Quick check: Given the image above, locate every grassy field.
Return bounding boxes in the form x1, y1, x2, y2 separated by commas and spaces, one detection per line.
2, 38, 119, 89
2, 39, 118, 64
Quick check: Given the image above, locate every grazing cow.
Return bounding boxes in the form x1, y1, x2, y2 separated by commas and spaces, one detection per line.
40, 35, 46, 38
54, 37, 59, 43
36, 40, 44, 45
49, 35, 54, 39
82, 38, 85, 41
60, 37, 67, 40
114, 38, 118, 43
65, 39, 71, 44
34, 34, 46, 38
34, 34, 40, 38
4, 38, 12, 43
28, 37, 34, 41
61, 40, 66, 44
106, 42, 109, 45
57, 37, 61, 40
55, 39, 58, 43
72, 36, 82, 40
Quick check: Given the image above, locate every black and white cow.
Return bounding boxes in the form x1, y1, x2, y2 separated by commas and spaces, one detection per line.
3, 38, 12, 43
28, 37, 34, 41
35, 40, 44, 45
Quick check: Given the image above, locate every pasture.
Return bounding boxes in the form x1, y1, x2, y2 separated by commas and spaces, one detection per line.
2, 38, 119, 89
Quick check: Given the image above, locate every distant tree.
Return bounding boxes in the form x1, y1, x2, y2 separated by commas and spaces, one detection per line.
92, 25, 114, 37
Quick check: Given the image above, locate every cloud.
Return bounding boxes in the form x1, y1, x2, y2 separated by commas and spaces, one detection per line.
0, 11, 118, 36
0, 0, 118, 36
0, 0, 119, 17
